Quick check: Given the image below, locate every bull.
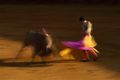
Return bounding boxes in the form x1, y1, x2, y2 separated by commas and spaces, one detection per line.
16, 28, 53, 62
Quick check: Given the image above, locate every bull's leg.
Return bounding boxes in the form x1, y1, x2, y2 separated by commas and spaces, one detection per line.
31, 53, 36, 63
31, 48, 39, 63
40, 48, 54, 63
16, 45, 26, 59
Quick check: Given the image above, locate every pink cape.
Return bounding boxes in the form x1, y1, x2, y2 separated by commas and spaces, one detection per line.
62, 34, 97, 50
62, 41, 91, 50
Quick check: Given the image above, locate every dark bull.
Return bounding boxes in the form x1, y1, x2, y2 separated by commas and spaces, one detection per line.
16, 30, 52, 62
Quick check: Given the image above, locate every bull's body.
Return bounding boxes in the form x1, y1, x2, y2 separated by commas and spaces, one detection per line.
16, 31, 52, 62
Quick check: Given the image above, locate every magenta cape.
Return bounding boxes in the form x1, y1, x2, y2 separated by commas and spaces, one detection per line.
62, 41, 92, 50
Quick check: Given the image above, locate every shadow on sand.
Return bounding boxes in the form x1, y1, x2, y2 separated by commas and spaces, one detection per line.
0, 58, 77, 67
0, 58, 52, 67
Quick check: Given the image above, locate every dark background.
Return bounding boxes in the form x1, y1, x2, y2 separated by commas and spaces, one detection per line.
0, 0, 120, 5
